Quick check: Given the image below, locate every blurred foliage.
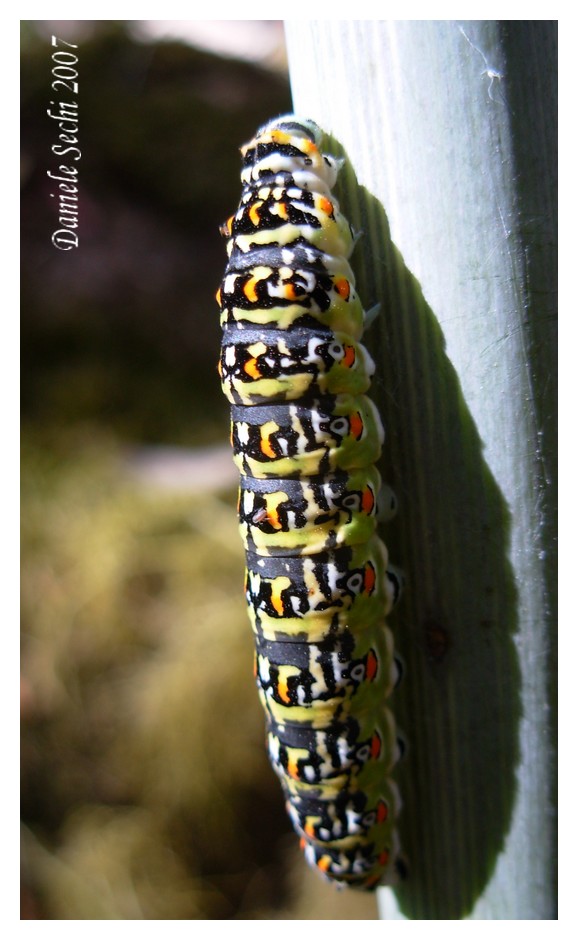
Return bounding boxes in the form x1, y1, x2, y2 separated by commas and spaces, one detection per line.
21, 21, 291, 445
21, 428, 289, 918
21, 23, 378, 919
21, 427, 378, 919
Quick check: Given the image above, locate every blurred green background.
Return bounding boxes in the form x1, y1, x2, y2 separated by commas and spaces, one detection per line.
21, 20, 378, 919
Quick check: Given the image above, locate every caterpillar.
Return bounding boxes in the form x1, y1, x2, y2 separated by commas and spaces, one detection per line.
217, 115, 402, 890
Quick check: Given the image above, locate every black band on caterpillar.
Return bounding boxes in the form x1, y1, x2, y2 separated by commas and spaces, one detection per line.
217, 115, 401, 890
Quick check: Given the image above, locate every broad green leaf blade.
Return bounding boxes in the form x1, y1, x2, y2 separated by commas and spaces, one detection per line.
285, 19, 557, 920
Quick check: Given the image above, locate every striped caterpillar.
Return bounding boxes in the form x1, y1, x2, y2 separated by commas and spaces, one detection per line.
217, 115, 402, 889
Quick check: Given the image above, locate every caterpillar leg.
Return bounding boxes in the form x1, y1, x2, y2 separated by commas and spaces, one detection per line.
365, 303, 381, 330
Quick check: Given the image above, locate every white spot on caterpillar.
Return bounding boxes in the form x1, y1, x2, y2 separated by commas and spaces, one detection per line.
289, 408, 310, 454
236, 422, 250, 445
324, 561, 340, 596
268, 735, 280, 762
258, 656, 271, 682
302, 558, 324, 607
243, 489, 254, 514
309, 404, 332, 442
304, 336, 324, 364
295, 269, 316, 292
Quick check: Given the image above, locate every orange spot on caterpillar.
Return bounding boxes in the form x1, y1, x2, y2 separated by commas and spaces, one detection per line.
215, 286, 222, 305
366, 648, 379, 681
343, 344, 356, 368
244, 276, 260, 303
361, 485, 375, 515
275, 202, 289, 221
244, 357, 261, 379
267, 506, 281, 529
283, 282, 298, 301
260, 429, 276, 459
371, 732, 383, 760
271, 584, 285, 616
335, 277, 351, 300
349, 411, 364, 440
364, 562, 376, 595
376, 799, 389, 822
249, 201, 262, 226
287, 757, 300, 779
277, 677, 291, 704
270, 129, 289, 146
